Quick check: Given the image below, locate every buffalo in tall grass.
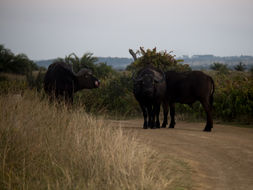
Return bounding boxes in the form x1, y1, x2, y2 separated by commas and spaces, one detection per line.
44, 61, 100, 103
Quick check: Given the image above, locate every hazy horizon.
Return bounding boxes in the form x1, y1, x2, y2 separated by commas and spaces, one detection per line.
1, 0, 253, 60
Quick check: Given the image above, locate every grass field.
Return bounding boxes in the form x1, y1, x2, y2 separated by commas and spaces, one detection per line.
0, 91, 180, 190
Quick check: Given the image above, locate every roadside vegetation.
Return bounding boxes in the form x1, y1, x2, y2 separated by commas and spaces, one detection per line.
0, 91, 178, 190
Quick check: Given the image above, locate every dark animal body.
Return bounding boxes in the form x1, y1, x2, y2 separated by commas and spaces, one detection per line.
133, 66, 167, 129
44, 62, 99, 103
163, 71, 215, 131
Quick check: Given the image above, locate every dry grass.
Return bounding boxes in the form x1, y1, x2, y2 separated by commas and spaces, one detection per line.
0, 91, 172, 190
0, 73, 26, 81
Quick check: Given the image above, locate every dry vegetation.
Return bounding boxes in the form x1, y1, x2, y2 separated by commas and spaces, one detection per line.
0, 91, 175, 190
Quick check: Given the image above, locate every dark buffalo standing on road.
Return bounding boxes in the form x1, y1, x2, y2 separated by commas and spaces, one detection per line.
44, 61, 100, 103
163, 71, 215, 132
133, 66, 167, 129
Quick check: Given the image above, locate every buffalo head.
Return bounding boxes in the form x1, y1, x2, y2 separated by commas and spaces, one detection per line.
76, 68, 100, 90
133, 67, 165, 99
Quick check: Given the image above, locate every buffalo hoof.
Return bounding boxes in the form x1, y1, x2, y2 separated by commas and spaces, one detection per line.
155, 122, 160, 129
148, 121, 155, 129
169, 122, 175, 128
150, 124, 157, 129
161, 123, 167, 128
143, 121, 148, 129
203, 127, 212, 132
143, 123, 148, 129
203, 124, 212, 132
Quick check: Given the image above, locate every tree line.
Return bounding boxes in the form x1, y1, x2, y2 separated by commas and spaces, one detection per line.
0, 44, 39, 75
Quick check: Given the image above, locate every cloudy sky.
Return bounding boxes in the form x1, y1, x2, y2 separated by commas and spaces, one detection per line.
0, 0, 252, 60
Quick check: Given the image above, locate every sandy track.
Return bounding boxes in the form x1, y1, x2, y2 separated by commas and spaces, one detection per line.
109, 119, 253, 190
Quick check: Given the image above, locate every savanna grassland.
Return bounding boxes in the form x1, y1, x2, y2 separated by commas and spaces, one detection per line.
0, 91, 182, 190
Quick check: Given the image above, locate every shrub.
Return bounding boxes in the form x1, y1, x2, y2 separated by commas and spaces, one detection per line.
76, 72, 140, 117
234, 62, 246, 71
210, 62, 229, 74
0, 44, 38, 75
127, 47, 191, 72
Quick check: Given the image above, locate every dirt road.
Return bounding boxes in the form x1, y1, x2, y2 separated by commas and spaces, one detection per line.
109, 119, 253, 190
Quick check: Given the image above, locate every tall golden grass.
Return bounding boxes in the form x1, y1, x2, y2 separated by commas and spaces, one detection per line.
0, 91, 172, 190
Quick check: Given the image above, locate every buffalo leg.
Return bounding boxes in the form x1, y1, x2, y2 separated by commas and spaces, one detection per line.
169, 103, 176, 128
201, 100, 213, 132
140, 103, 148, 129
161, 101, 168, 128
155, 103, 161, 128
147, 105, 155, 128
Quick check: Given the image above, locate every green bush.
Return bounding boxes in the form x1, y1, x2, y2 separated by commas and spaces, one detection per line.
127, 47, 191, 72
75, 72, 140, 117
0, 44, 38, 75
26, 70, 46, 91
210, 62, 229, 74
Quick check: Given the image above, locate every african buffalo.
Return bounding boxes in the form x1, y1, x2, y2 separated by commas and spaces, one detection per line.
162, 71, 215, 131
133, 66, 166, 129
44, 61, 100, 103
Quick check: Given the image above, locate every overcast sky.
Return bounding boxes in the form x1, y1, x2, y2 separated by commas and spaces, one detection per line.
0, 0, 252, 60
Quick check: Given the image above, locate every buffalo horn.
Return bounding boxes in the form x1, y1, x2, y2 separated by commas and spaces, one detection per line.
154, 71, 165, 83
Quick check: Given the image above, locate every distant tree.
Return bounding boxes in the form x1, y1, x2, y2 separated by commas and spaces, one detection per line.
94, 62, 116, 79
55, 52, 114, 79
59, 52, 98, 73
234, 62, 246, 71
12, 53, 38, 74
0, 44, 38, 74
127, 47, 191, 72
250, 66, 253, 77
210, 62, 229, 74
0, 45, 14, 73
79, 53, 98, 72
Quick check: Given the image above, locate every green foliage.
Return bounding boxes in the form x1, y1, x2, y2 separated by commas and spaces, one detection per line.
210, 62, 229, 74
250, 66, 253, 78
61, 52, 98, 73
75, 72, 140, 116
94, 62, 116, 79
26, 69, 46, 91
234, 62, 246, 71
57, 53, 115, 79
212, 72, 253, 121
0, 44, 38, 75
127, 47, 191, 72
